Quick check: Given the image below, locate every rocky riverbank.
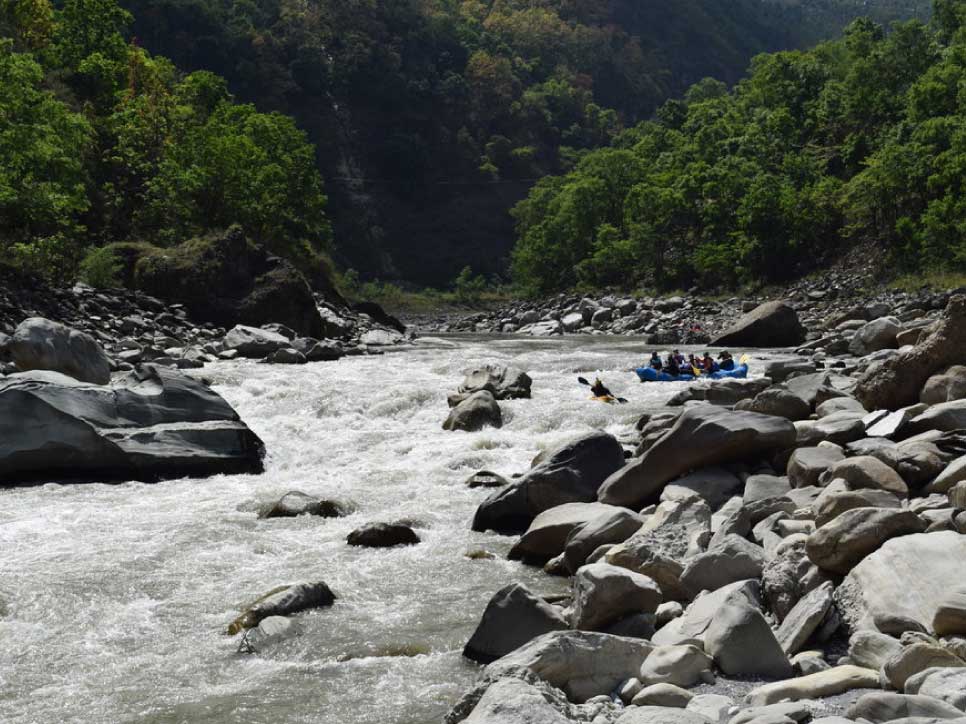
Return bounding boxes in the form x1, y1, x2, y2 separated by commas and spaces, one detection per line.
443, 295, 966, 724
0, 262, 410, 377
413, 275, 954, 354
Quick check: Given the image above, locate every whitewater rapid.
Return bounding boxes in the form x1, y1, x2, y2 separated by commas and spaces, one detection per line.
0, 335, 698, 724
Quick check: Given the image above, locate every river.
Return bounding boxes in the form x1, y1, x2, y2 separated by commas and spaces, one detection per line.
1, 335, 723, 724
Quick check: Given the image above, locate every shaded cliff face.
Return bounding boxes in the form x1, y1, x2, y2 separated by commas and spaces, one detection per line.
123, 0, 929, 285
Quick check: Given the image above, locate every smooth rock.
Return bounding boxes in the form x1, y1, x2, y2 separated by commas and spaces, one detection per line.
776, 581, 835, 655
712, 301, 806, 348
807, 507, 926, 574
704, 598, 792, 678
463, 584, 568, 663
639, 644, 713, 687
228, 581, 336, 634
846, 692, 966, 722
10, 317, 111, 384
443, 391, 502, 432
346, 523, 420, 547
571, 562, 662, 631
745, 665, 881, 706
509, 503, 625, 562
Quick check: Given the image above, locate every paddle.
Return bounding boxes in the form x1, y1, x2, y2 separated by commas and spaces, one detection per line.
577, 376, 629, 404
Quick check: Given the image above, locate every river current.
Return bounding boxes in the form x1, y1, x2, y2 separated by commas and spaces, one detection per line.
1, 335, 716, 724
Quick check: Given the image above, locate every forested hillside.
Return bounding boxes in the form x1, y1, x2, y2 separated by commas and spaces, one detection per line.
510, 1, 966, 295
0, 0, 931, 290
0, 0, 331, 285
117, 0, 929, 285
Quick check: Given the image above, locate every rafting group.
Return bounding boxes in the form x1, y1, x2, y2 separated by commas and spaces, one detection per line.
636, 349, 749, 382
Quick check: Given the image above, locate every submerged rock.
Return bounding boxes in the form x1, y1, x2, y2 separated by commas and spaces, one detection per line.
227, 581, 336, 635
261, 491, 349, 519
346, 523, 420, 548
458, 364, 532, 400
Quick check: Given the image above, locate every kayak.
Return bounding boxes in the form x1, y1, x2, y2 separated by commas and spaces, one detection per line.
590, 395, 619, 404
636, 362, 749, 383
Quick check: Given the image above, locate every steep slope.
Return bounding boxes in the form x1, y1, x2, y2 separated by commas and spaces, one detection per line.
120, 0, 929, 285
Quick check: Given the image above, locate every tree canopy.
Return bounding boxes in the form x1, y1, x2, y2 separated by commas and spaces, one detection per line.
511, 2, 966, 294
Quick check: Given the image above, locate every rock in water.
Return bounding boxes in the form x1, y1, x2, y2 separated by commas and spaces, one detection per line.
347, 523, 419, 547
10, 317, 111, 384
711, 301, 805, 348
442, 391, 502, 432
462, 584, 568, 663
598, 407, 796, 510
262, 491, 348, 518
473, 432, 625, 534
0, 365, 264, 484
855, 294, 966, 410
238, 615, 299, 653
458, 364, 532, 400
228, 581, 336, 634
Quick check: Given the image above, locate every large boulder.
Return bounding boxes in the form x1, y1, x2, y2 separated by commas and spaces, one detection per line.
508, 503, 623, 562
463, 584, 568, 664
854, 294, 966, 410
921, 365, 966, 404
679, 535, 765, 597
704, 597, 792, 678
846, 692, 966, 722
10, 317, 111, 384
458, 364, 532, 400
787, 447, 845, 488
806, 507, 926, 574
461, 676, 601, 724
934, 587, 966, 636
443, 391, 503, 432
571, 563, 662, 631
639, 644, 713, 687
473, 432, 625, 534
711, 301, 806, 348
848, 317, 900, 356
133, 226, 325, 337
563, 508, 644, 573
819, 456, 908, 497
223, 325, 290, 358
652, 579, 760, 646
0, 365, 264, 483
346, 522, 419, 547
598, 408, 796, 510
483, 630, 653, 703
836, 531, 966, 633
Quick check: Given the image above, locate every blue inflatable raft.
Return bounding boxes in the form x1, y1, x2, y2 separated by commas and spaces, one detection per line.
636, 362, 749, 383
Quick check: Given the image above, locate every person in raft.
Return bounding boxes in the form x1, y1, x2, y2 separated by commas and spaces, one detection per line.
649, 352, 663, 370
718, 351, 735, 370
702, 352, 720, 373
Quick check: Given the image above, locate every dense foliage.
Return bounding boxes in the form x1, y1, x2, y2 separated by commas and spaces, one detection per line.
0, 0, 330, 283
511, 1, 966, 294
117, 0, 927, 284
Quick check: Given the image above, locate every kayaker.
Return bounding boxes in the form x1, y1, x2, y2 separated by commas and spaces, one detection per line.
650, 352, 662, 370
590, 377, 613, 398
702, 352, 719, 373
719, 351, 735, 371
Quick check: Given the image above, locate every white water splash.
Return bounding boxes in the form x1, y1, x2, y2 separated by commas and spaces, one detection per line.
0, 335, 712, 724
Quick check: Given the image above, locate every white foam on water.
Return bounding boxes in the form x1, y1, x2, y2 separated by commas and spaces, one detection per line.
0, 335, 703, 724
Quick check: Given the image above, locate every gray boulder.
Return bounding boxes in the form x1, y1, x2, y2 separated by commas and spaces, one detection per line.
463, 584, 568, 663
712, 301, 806, 348
616, 707, 713, 723
680, 535, 766, 597
346, 522, 420, 547
639, 644, 714, 687
10, 317, 111, 384
704, 597, 792, 678
837, 531, 966, 633
223, 324, 289, 358
459, 364, 532, 400
443, 391, 502, 432
571, 562, 662, 631
599, 407, 796, 510
922, 365, 966, 404
849, 317, 900, 356
819, 455, 909, 497
775, 581, 834, 655
563, 508, 644, 573
509, 503, 624, 562
906, 666, 966, 710
934, 587, 966, 636
846, 692, 966, 722
652, 579, 760, 646
662, 467, 743, 512
788, 446, 845, 488
0, 365, 264, 483
473, 432, 625, 534
806, 507, 927, 574
741, 388, 811, 421
484, 630, 653, 703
